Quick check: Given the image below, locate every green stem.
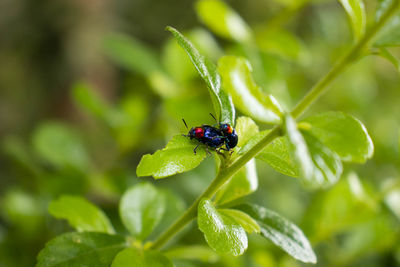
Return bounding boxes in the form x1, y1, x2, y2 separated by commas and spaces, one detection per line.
291, 0, 400, 119
150, 0, 400, 250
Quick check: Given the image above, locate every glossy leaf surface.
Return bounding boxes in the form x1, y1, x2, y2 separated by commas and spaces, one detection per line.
234, 116, 259, 148
257, 136, 299, 177
236, 204, 316, 263
285, 115, 342, 188
303, 111, 374, 163
198, 199, 247, 256
303, 132, 343, 188
284, 115, 314, 179
218, 56, 282, 124
136, 135, 206, 179
49, 195, 115, 234
218, 209, 260, 234
237, 130, 270, 156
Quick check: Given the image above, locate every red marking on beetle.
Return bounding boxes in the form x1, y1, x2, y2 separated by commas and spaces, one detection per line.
195, 127, 204, 138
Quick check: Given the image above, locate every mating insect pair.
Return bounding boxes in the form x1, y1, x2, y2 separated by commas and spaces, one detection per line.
182, 114, 238, 154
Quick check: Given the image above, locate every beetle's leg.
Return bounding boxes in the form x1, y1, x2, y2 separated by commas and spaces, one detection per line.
214, 142, 226, 153
193, 144, 199, 155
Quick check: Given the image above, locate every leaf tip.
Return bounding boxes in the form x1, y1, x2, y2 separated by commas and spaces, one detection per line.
165, 26, 177, 35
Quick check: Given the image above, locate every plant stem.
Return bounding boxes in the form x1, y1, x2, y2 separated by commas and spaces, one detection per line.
291, 0, 400, 119
150, 0, 400, 250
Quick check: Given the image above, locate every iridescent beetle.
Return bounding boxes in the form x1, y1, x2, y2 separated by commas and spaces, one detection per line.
182, 114, 238, 154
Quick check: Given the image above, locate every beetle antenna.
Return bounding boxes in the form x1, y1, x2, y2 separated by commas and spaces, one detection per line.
209, 113, 218, 123
182, 118, 188, 129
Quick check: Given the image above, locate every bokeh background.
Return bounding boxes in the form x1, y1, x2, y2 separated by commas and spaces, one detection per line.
1, 0, 400, 266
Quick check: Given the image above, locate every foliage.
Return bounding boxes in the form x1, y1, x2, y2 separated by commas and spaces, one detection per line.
1, 0, 400, 266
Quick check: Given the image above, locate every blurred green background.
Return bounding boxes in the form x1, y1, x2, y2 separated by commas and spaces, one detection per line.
1, 0, 399, 266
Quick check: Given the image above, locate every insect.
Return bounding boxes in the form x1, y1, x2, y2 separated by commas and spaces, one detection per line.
182, 114, 238, 154
210, 113, 238, 151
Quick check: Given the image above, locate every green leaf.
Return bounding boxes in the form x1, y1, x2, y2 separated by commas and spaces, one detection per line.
336, 215, 397, 263
218, 209, 260, 234
149, 189, 186, 239
103, 33, 161, 75
218, 56, 282, 124
255, 29, 306, 61
198, 199, 247, 256
285, 115, 343, 188
236, 204, 316, 263
302, 111, 374, 163
214, 159, 258, 205
302, 176, 377, 243
166, 26, 235, 125
111, 248, 173, 267
237, 130, 270, 155
32, 122, 90, 171
303, 132, 343, 188
72, 82, 110, 121
37, 232, 127, 267
375, 0, 393, 21
235, 116, 259, 148
164, 245, 219, 263
257, 136, 299, 178
385, 188, 400, 220
338, 0, 366, 40
119, 183, 165, 240
136, 135, 207, 179
195, 0, 252, 42
2, 190, 43, 234
378, 47, 400, 71
284, 115, 314, 179
374, 0, 400, 47
374, 29, 400, 47
48, 195, 115, 234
